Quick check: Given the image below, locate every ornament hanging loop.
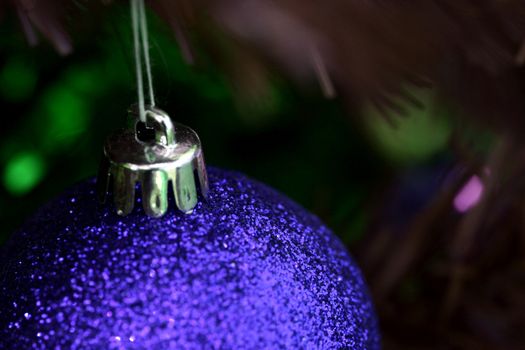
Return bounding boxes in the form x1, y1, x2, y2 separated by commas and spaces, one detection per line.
136, 107, 176, 146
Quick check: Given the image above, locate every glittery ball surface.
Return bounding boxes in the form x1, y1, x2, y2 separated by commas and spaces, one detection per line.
0, 168, 380, 349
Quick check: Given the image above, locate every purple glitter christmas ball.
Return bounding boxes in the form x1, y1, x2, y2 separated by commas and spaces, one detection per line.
0, 168, 380, 349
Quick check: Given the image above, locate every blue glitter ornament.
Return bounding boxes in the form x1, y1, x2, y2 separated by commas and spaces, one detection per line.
0, 168, 380, 349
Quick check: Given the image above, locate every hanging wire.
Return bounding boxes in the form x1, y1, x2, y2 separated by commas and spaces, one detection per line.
131, 0, 155, 122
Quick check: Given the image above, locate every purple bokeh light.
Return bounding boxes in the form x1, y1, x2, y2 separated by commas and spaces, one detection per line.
0, 168, 379, 349
454, 175, 484, 213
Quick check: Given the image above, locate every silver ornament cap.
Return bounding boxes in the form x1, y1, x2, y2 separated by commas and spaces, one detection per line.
97, 106, 208, 217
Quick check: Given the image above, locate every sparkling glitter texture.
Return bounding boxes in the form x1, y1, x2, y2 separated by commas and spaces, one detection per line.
0, 168, 380, 349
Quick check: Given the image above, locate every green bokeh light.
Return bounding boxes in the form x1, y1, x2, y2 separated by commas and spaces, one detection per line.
3, 152, 46, 195
42, 87, 89, 150
64, 66, 101, 93
364, 90, 451, 164
0, 58, 37, 101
